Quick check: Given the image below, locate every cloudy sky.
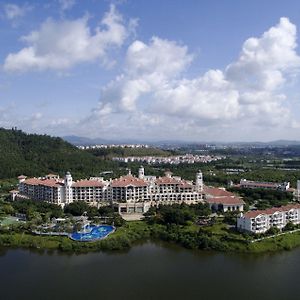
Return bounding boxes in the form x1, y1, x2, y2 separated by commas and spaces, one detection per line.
1, 0, 300, 142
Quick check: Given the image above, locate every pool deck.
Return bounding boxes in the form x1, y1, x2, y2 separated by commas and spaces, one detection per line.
121, 214, 145, 221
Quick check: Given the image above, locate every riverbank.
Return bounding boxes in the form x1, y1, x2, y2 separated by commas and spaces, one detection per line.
2, 221, 300, 254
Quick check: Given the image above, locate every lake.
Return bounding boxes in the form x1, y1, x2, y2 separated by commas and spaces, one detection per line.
0, 242, 300, 300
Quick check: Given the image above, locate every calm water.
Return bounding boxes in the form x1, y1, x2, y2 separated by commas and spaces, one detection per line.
0, 242, 300, 300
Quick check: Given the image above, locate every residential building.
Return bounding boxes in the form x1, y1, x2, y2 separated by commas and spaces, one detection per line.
239, 179, 290, 191
297, 180, 300, 201
112, 154, 224, 165
237, 204, 300, 233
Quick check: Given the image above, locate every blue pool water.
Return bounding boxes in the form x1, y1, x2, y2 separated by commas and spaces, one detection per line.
69, 225, 115, 242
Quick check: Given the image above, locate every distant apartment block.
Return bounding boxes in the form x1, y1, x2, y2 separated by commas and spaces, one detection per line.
297, 180, 300, 201
77, 144, 149, 150
239, 179, 290, 191
237, 204, 300, 234
112, 154, 225, 165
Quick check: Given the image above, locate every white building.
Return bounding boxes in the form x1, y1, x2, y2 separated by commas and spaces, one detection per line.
203, 186, 244, 212
239, 179, 290, 191
237, 204, 300, 234
15, 168, 204, 214
297, 180, 300, 201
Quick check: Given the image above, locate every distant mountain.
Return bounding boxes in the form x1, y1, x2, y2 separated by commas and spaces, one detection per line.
62, 135, 150, 146
62, 135, 300, 147
217, 140, 300, 147
63, 135, 111, 146
267, 140, 300, 146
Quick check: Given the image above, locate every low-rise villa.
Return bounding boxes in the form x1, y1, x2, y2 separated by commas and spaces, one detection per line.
203, 186, 244, 212
237, 204, 300, 234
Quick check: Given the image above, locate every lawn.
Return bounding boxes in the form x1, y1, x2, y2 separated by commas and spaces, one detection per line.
248, 231, 300, 253
0, 216, 20, 226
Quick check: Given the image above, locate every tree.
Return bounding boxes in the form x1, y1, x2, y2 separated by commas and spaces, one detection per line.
30, 211, 43, 225
43, 211, 52, 224
2, 204, 15, 215
64, 201, 91, 216
223, 211, 239, 225
283, 222, 295, 232
98, 206, 114, 216
266, 226, 280, 235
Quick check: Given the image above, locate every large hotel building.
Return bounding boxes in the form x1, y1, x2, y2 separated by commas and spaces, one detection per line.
12, 167, 204, 214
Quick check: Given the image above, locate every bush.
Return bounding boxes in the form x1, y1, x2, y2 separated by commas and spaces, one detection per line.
266, 226, 280, 235
283, 222, 295, 232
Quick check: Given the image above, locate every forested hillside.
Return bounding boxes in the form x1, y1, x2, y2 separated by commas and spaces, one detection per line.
0, 128, 119, 179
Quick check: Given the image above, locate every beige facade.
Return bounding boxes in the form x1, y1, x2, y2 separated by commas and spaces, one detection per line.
16, 168, 204, 214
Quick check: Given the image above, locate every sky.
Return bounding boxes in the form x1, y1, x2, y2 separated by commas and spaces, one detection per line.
1, 0, 300, 142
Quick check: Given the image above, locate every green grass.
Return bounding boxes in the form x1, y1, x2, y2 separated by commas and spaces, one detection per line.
0, 221, 152, 253
2, 220, 300, 254
0, 216, 20, 226
248, 231, 300, 253
201, 222, 228, 235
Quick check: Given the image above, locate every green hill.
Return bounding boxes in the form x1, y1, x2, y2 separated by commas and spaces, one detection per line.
0, 128, 119, 179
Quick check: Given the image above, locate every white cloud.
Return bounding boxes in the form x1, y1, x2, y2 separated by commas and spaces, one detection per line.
226, 17, 300, 91
125, 37, 193, 78
3, 17, 300, 141
225, 17, 300, 125
3, 5, 133, 72
98, 37, 193, 112
58, 0, 75, 11
153, 70, 240, 120
3, 3, 31, 20
0, 104, 44, 131
90, 17, 300, 140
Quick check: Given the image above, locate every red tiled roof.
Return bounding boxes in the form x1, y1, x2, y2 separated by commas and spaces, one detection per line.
243, 204, 300, 219
41, 179, 64, 188
18, 175, 27, 179
111, 175, 148, 187
206, 196, 245, 205
155, 176, 180, 185
178, 180, 193, 189
203, 186, 234, 197
72, 180, 105, 188
23, 178, 42, 185
23, 178, 63, 188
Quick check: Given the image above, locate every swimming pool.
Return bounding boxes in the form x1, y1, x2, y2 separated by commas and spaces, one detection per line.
69, 225, 115, 242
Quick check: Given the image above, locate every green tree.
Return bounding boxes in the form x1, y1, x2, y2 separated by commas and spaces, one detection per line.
2, 204, 15, 215
64, 201, 92, 216
283, 222, 295, 232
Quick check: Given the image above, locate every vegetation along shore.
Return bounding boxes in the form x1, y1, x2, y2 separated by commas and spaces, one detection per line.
1, 199, 300, 254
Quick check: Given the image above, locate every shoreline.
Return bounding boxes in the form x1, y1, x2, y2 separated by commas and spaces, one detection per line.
2, 221, 300, 254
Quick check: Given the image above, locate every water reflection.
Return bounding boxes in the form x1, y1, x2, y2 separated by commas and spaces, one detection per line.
0, 243, 300, 300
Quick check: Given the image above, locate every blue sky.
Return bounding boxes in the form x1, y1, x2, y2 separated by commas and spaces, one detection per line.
1, 0, 300, 142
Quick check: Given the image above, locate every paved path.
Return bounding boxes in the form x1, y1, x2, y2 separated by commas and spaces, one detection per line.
121, 214, 145, 221
251, 228, 300, 243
